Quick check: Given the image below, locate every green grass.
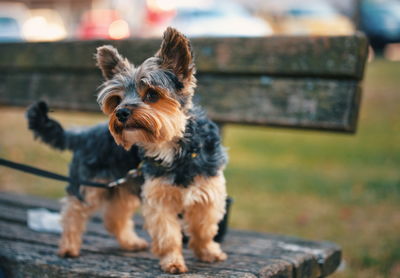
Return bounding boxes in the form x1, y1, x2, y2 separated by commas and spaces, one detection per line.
0, 59, 399, 277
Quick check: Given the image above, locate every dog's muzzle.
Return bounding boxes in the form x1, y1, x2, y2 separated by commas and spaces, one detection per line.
116, 108, 131, 123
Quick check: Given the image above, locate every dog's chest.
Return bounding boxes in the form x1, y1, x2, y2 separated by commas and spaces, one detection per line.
140, 114, 226, 187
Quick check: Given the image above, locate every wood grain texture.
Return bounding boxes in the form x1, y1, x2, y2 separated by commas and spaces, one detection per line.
197, 75, 361, 132
0, 72, 362, 132
0, 192, 341, 278
0, 35, 368, 132
0, 34, 368, 78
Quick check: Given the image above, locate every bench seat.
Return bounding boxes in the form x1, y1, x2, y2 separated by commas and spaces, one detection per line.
0, 191, 341, 278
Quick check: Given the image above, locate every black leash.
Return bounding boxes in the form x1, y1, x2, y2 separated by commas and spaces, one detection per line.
0, 158, 140, 189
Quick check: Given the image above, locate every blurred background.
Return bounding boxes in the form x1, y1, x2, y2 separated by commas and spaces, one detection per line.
1, 0, 400, 56
0, 0, 399, 277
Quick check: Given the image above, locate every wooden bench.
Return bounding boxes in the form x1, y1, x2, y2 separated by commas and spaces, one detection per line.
0, 34, 368, 277
0, 191, 342, 278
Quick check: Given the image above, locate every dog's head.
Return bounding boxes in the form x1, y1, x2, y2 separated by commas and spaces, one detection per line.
96, 27, 196, 150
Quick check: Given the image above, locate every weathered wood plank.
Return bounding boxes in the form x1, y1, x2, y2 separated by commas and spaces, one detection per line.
0, 202, 143, 239
2, 239, 293, 278
0, 34, 368, 132
0, 218, 316, 277
0, 191, 143, 229
0, 191, 61, 211
0, 73, 361, 132
0, 204, 334, 278
0, 192, 341, 277
198, 75, 361, 132
0, 209, 321, 272
0, 34, 368, 79
0, 223, 297, 277
240, 232, 341, 278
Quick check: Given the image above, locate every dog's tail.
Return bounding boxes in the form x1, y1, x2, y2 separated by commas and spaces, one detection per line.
26, 101, 78, 151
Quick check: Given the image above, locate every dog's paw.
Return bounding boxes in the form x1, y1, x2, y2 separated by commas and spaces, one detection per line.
198, 250, 227, 263
58, 246, 80, 258
193, 241, 227, 263
160, 253, 188, 274
120, 237, 149, 251
162, 262, 188, 274
58, 235, 81, 258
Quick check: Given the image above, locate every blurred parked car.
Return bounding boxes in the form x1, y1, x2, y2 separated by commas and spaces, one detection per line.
77, 10, 130, 40
279, 2, 354, 36
0, 2, 29, 42
361, 0, 400, 50
22, 9, 67, 41
0, 17, 23, 42
140, 0, 176, 37
171, 0, 273, 37
142, 0, 273, 37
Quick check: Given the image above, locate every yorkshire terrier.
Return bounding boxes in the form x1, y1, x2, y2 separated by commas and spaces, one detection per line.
97, 27, 228, 273
27, 27, 228, 273
26, 101, 148, 257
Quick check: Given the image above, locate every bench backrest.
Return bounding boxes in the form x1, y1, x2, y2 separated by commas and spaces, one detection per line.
0, 34, 368, 132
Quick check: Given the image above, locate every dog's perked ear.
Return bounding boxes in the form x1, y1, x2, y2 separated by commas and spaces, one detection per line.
96, 45, 130, 80
156, 27, 195, 83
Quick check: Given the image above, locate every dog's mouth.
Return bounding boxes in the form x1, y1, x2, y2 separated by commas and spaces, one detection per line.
124, 123, 143, 130
123, 123, 154, 135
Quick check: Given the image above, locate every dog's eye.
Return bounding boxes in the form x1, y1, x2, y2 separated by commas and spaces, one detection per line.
105, 95, 122, 113
144, 89, 159, 103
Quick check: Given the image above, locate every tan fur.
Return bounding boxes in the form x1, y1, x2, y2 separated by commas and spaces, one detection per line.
141, 141, 180, 166
58, 183, 147, 257
58, 187, 106, 257
103, 186, 148, 251
122, 106, 186, 150
108, 92, 187, 150
141, 171, 227, 273
185, 174, 227, 262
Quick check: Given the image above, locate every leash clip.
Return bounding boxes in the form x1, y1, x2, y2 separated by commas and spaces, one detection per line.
107, 168, 140, 188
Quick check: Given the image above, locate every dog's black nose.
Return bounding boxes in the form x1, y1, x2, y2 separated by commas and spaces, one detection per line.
116, 108, 131, 123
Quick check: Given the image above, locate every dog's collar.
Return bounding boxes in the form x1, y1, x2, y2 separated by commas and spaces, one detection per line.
141, 151, 198, 172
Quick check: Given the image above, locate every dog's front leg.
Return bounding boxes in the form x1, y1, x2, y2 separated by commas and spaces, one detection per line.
184, 173, 228, 263
142, 179, 187, 274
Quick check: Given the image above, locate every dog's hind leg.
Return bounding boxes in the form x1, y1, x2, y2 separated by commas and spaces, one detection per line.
58, 187, 106, 257
103, 185, 148, 251
184, 173, 228, 263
